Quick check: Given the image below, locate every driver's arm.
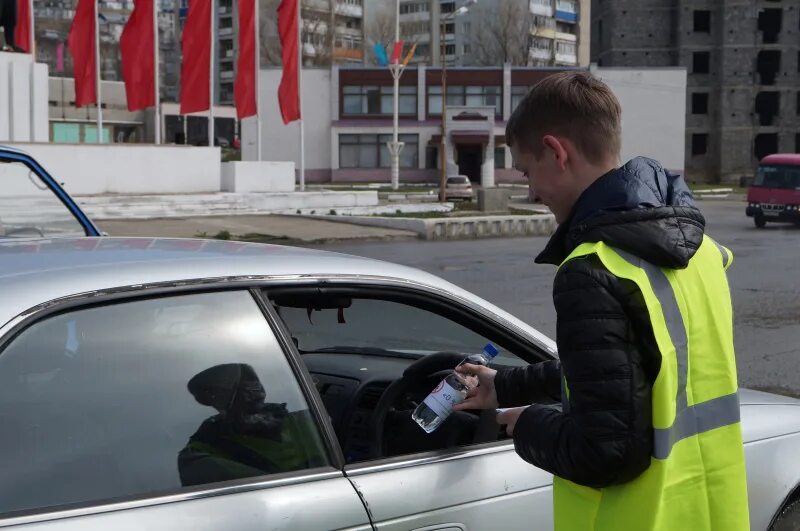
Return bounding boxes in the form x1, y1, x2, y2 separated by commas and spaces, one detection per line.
494, 360, 561, 407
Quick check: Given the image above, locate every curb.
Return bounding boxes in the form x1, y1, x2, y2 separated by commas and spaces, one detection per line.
300, 213, 557, 240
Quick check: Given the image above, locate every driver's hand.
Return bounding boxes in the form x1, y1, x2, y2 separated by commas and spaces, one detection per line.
452, 363, 498, 411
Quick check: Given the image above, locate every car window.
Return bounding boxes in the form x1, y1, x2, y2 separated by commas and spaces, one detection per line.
447, 177, 468, 185
0, 291, 328, 516
275, 297, 522, 366
0, 160, 87, 238
273, 294, 530, 464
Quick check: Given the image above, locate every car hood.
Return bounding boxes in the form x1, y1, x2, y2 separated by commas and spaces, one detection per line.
739, 388, 800, 406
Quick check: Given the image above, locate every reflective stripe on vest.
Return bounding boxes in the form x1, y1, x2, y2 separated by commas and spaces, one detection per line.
611, 246, 740, 459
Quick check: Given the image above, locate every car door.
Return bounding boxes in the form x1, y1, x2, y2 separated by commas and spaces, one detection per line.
268, 284, 556, 531
0, 290, 370, 531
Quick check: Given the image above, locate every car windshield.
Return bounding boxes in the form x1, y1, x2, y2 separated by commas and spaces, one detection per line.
447, 177, 469, 185
753, 165, 800, 190
0, 160, 86, 239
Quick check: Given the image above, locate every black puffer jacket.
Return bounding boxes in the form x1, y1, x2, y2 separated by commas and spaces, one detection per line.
494, 157, 706, 488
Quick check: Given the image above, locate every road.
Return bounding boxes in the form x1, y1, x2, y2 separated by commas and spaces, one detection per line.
315, 201, 800, 397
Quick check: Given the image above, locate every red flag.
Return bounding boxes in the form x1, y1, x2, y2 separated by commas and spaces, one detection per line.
390, 40, 404, 64
179, 0, 211, 114
277, 0, 299, 124
14, 0, 32, 53
120, 0, 155, 111
234, 0, 256, 119
67, 0, 97, 107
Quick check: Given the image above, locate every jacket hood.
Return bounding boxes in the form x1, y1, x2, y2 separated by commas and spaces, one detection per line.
536, 157, 706, 268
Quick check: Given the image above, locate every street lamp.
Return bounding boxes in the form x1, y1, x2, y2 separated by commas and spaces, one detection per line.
439, 0, 477, 202
387, 0, 405, 191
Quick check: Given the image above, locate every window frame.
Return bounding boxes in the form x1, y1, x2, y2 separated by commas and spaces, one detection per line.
339, 133, 420, 169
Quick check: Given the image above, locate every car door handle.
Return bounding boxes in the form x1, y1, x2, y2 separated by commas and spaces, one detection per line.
411, 525, 466, 531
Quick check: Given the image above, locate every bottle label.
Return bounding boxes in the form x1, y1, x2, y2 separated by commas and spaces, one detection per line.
423, 378, 464, 419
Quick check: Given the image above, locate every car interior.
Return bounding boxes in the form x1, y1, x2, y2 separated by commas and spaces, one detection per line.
266, 285, 555, 465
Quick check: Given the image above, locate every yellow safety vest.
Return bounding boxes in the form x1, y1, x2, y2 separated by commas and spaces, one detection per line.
554, 235, 749, 531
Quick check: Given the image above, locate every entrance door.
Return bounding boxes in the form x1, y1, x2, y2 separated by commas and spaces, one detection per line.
456, 144, 483, 183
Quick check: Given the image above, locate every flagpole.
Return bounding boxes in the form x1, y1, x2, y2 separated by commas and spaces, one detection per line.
296, 0, 304, 191
153, 0, 161, 144
29, 0, 35, 56
254, 0, 261, 161
208, 0, 215, 147
95, 0, 103, 143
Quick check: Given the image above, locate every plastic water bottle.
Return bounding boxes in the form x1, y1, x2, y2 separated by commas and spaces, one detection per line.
412, 343, 499, 433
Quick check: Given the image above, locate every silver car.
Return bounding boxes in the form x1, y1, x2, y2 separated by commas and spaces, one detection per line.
0, 238, 798, 531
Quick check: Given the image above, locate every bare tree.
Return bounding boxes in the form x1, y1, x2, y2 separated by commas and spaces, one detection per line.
260, 0, 283, 66
470, 0, 530, 66
365, 5, 395, 65
259, 0, 332, 67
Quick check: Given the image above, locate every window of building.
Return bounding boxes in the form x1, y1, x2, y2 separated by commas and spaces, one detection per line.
755, 91, 780, 126
463, 44, 471, 54
693, 10, 710, 33
339, 134, 419, 169
427, 85, 502, 117
757, 50, 781, 85
444, 23, 455, 34
692, 51, 710, 74
0, 291, 328, 514
342, 86, 417, 116
757, 8, 782, 44
494, 146, 506, 169
795, 133, 800, 154
511, 86, 531, 111
755, 133, 778, 160
445, 44, 456, 55
441, 1, 455, 14
692, 92, 709, 114
692, 133, 708, 156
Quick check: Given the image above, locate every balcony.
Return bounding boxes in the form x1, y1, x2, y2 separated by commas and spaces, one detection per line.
335, 1, 363, 19
529, 0, 553, 17
333, 47, 364, 62
529, 47, 552, 62
554, 0, 577, 23
531, 26, 557, 40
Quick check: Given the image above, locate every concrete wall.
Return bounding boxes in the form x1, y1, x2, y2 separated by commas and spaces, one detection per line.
7, 143, 221, 195
221, 161, 295, 192
594, 66, 687, 173
244, 68, 332, 181
0, 52, 48, 143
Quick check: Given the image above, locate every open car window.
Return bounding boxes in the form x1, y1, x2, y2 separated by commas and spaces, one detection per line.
268, 287, 541, 465
273, 295, 523, 366
0, 158, 88, 239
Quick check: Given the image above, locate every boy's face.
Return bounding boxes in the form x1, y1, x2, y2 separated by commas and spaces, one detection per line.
510, 140, 576, 224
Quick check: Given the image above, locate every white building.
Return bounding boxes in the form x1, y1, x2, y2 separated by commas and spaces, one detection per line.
243, 64, 687, 186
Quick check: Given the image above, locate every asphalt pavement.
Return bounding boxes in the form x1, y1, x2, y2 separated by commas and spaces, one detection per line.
315, 200, 800, 397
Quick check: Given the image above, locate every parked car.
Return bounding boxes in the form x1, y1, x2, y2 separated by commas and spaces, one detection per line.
0, 146, 100, 239
445, 175, 474, 201
0, 239, 797, 530
746, 153, 800, 228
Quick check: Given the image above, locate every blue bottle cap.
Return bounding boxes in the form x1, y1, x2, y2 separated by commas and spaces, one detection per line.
483, 343, 499, 358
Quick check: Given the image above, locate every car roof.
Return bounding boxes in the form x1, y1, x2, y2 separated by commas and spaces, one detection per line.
761, 153, 800, 166
0, 238, 548, 349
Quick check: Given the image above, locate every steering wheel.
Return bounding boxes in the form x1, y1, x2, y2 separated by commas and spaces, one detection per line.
368, 351, 498, 459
